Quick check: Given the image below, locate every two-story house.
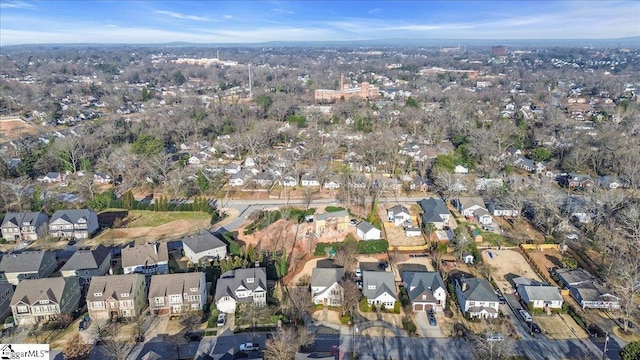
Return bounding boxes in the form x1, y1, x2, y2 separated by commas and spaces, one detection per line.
362, 271, 396, 309
122, 242, 169, 275
315, 210, 349, 235
10, 277, 80, 326
148, 272, 207, 315
0, 251, 57, 285
215, 267, 267, 314
402, 271, 447, 312
386, 205, 411, 226
455, 277, 499, 319
1, 212, 49, 242
86, 274, 147, 320
419, 198, 451, 230
60, 245, 112, 284
49, 209, 99, 239
181, 230, 227, 265
310, 268, 345, 306
0, 283, 14, 323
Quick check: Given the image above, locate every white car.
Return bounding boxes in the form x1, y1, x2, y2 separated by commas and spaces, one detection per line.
355, 268, 362, 278
216, 313, 226, 327
239, 343, 260, 351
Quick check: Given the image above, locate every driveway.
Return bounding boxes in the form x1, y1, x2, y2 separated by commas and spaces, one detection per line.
415, 311, 444, 338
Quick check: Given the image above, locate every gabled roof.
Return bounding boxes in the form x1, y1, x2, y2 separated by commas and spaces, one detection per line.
122, 242, 169, 268
419, 198, 449, 223
1, 212, 47, 228
87, 274, 144, 302
457, 277, 498, 302
50, 209, 96, 224
456, 197, 486, 211
214, 267, 267, 302
311, 268, 345, 288
11, 277, 72, 306
362, 271, 396, 301
181, 230, 226, 254
316, 210, 349, 221
387, 205, 410, 216
518, 285, 563, 302
0, 250, 51, 273
60, 245, 110, 272
148, 272, 205, 299
402, 271, 445, 302
356, 221, 376, 234
554, 268, 596, 286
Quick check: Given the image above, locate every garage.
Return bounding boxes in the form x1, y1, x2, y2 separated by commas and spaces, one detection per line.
414, 303, 423, 311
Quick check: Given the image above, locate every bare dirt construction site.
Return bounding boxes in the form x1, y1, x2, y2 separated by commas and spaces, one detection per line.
378, 204, 427, 248
0, 116, 37, 142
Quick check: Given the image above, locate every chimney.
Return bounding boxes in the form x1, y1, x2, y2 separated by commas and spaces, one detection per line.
461, 281, 467, 292
340, 73, 344, 90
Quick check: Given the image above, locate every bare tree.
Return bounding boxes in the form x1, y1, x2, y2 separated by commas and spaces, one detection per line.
333, 239, 358, 272
341, 279, 361, 315
281, 286, 313, 324
470, 319, 517, 360
264, 327, 314, 360
62, 333, 93, 360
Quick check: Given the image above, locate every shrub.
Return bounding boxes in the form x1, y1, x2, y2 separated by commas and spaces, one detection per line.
394, 302, 401, 314
402, 317, 417, 336
325, 206, 346, 213
359, 299, 370, 312
340, 313, 352, 324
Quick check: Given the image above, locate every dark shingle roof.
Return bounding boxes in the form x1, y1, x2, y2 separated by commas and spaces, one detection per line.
50, 209, 96, 224
60, 245, 110, 272
214, 267, 267, 302
402, 271, 445, 302
419, 198, 449, 223
0, 250, 51, 273
458, 277, 498, 302
356, 221, 375, 233
311, 268, 345, 288
181, 230, 226, 254
11, 277, 72, 306
362, 271, 396, 300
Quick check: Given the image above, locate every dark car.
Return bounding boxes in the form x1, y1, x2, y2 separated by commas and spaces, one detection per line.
619, 318, 636, 329
428, 311, 437, 326
498, 295, 506, 304
79, 321, 86, 331
378, 262, 388, 270
530, 323, 541, 334
68, 240, 77, 246
184, 332, 203, 341
587, 324, 606, 338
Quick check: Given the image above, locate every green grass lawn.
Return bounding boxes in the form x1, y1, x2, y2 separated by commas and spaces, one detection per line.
481, 231, 514, 247
113, 210, 210, 227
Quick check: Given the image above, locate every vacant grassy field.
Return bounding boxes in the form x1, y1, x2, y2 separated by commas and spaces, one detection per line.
125, 210, 210, 227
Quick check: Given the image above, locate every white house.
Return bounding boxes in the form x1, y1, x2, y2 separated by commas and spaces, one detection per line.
454, 165, 469, 174
181, 230, 227, 265
301, 174, 320, 187
215, 267, 267, 314
121, 242, 169, 275
356, 221, 381, 241
387, 205, 411, 226
323, 180, 340, 190
224, 163, 242, 174
310, 268, 345, 306
517, 285, 564, 309
455, 277, 499, 319
454, 197, 487, 217
475, 208, 493, 225
402, 271, 447, 312
362, 271, 396, 309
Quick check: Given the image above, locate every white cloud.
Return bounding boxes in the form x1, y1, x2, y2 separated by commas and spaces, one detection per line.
0, 1, 34, 9
368, 8, 382, 15
271, 8, 293, 14
106, 24, 118, 28
155, 10, 209, 21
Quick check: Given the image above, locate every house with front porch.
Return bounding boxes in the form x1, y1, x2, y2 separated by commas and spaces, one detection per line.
86, 274, 147, 320
10, 277, 80, 326
0, 250, 57, 285
362, 271, 396, 309
455, 277, 499, 318
419, 198, 451, 230
122, 242, 169, 275
1, 212, 49, 242
311, 268, 345, 306
49, 209, 99, 239
315, 210, 350, 235
387, 205, 411, 226
215, 267, 267, 314
517, 284, 564, 309
148, 272, 207, 315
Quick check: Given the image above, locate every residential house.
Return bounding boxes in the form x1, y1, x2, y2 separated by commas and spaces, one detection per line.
1, 212, 49, 242
570, 282, 620, 310
405, 227, 422, 237
475, 178, 504, 192
0, 283, 14, 323
567, 173, 594, 189
453, 197, 486, 217
517, 285, 564, 309
454, 165, 469, 174
148, 272, 207, 315
324, 180, 340, 190
11, 277, 81, 326
252, 171, 275, 187
419, 198, 451, 230
122, 242, 169, 275
362, 271, 396, 309
475, 208, 493, 225
215, 267, 267, 313
280, 175, 298, 187
93, 172, 113, 185
38, 172, 63, 183
402, 271, 446, 312
553, 268, 597, 288
562, 196, 592, 224
504, 146, 522, 158
60, 245, 112, 284
224, 163, 241, 174
229, 170, 250, 187
310, 268, 345, 306
487, 199, 520, 217
455, 277, 499, 318
49, 209, 99, 239
188, 153, 208, 166
513, 157, 536, 172
598, 175, 622, 189
86, 274, 147, 320
0, 251, 57, 285
181, 230, 227, 265
315, 210, 350, 235
387, 205, 411, 226
356, 221, 381, 241
301, 174, 320, 187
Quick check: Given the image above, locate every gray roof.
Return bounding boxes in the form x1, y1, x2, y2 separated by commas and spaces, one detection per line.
1, 212, 48, 228
0, 250, 52, 273
457, 277, 498, 302
60, 245, 110, 272
214, 267, 267, 302
311, 268, 345, 288
419, 198, 449, 223
571, 282, 620, 302
148, 272, 204, 299
402, 271, 445, 303
362, 271, 396, 301
122, 242, 169, 268
554, 268, 596, 286
356, 221, 376, 233
316, 210, 349, 221
457, 197, 486, 211
50, 209, 97, 224
518, 285, 563, 302
181, 230, 226, 254
11, 277, 74, 306
388, 205, 410, 216
87, 274, 145, 302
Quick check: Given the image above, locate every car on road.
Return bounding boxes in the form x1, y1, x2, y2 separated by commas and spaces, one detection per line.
518, 309, 532, 322
239, 343, 260, 351
68, 240, 77, 246
618, 318, 636, 329
355, 268, 362, 278
498, 295, 506, 304
566, 233, 579, 240
184, 332, 203, 341
217, 313, 226, 327
428, 311, 437, 326
530, 323, 541, 334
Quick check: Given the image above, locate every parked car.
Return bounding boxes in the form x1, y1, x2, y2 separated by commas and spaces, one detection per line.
378, 261, 388, 270
619, 318, 636, 329
428, 311, 437, 326
349, 219, 358, 226
78, 320, 86, 331
355, 268, 362, 278
518, 309, 532, 322
486, 333, 505, 341
530, 323, 541, 334
239, 343, 260, 351
498, 295, 506, 304
184, 332, 203, 341
217, 313, 226, 327
68, 240, 77, 246
587, 324, 606, 338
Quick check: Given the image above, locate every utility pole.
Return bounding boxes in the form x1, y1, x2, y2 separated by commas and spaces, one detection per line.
602, 331, 609, 360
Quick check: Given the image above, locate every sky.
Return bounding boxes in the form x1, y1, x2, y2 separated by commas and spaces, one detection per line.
1, 0, 639, 46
